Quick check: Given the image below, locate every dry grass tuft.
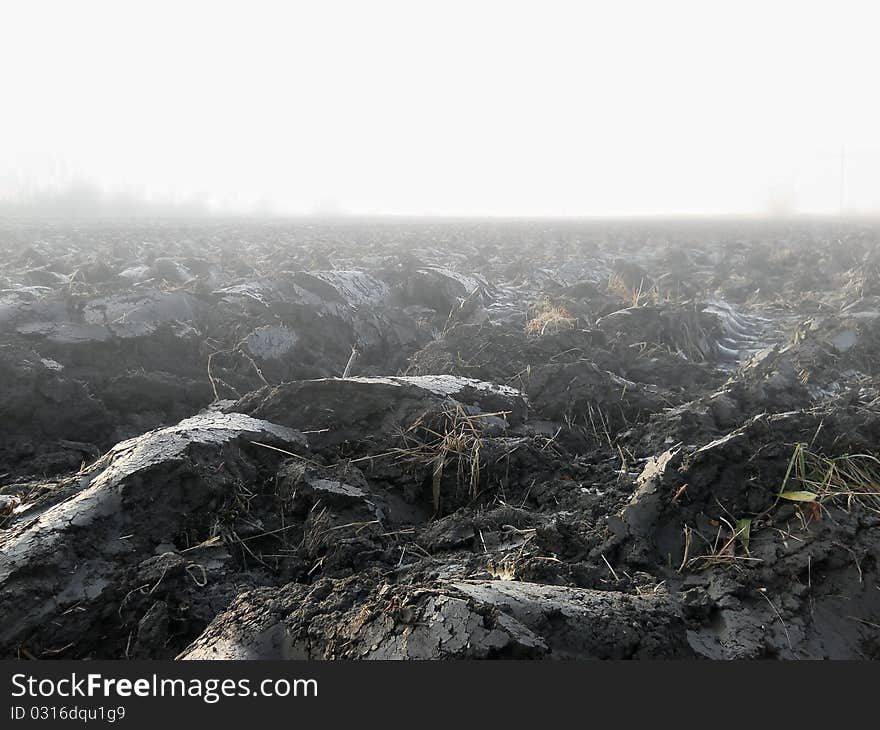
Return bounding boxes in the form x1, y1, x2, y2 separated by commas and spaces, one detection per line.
525, 297, 576, 335
395, 404, 507, 515
607, 272, 660, 307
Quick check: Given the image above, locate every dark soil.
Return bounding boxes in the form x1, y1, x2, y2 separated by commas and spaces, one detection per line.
2, 217, 879, 659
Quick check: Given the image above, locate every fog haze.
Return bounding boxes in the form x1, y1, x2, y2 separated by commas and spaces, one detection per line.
2, 0, 879, 216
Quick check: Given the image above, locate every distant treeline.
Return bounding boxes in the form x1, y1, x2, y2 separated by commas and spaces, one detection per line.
0, 182, 220, 218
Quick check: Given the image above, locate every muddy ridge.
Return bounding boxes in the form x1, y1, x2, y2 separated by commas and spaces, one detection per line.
1, 218, 879, 659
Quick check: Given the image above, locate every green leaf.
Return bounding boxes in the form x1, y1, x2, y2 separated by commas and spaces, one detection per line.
736, 517, 752, 553
779, 490, 818, 502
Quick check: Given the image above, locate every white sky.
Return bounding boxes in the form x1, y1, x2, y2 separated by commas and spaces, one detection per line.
1, 0, 879, 216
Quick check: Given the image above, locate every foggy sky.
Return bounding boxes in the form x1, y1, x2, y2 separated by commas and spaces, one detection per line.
2, 0, 879, 217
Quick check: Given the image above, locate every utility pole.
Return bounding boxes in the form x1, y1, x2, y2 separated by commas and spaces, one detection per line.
839, 144, 846, 215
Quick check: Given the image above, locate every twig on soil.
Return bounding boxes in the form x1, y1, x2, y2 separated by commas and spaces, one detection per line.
342, 345, 360, 378
849, 616, 880, 631
181, 536, 222, 552
236, 524, 298, 543
185, 563, 208, 587
249, 440, 320, 466
149, 567, 168, 595
756, 587, 794, 654
41, 643, 74, 657
323, 519, 380, 534
601, 554, 620, 582
228, 529, 272, 570
118, 584, 151, 617
206, 350, 227, 401
834, 542, 863, 582
239, 351, 270, 387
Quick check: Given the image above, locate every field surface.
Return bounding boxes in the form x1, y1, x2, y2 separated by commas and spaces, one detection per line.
1, 217, 879, 659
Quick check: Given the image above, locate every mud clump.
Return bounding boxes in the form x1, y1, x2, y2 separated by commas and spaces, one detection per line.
180, 577, 693, 660
2, 218, 880, 659
0, 412, 308, 658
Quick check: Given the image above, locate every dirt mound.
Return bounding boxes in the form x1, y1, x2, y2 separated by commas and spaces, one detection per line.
408, 322, 611, 383
408, 322, 711, 432
608, 406, 880, 658
229, 375, 528, 450
784, 298, 880, 387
